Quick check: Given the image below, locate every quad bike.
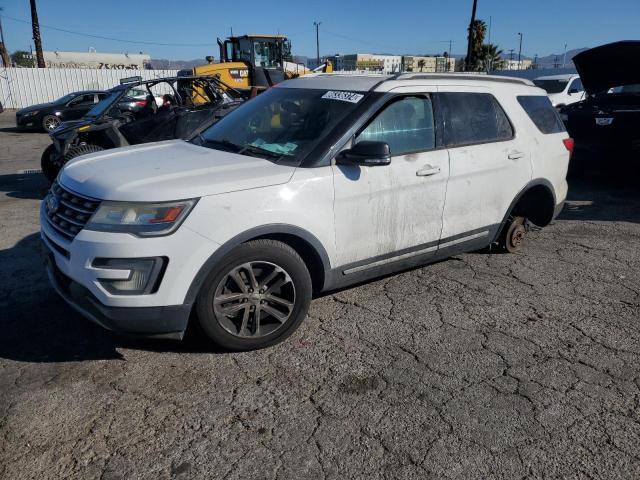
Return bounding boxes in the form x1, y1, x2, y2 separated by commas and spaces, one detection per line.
41, 75, 244, 182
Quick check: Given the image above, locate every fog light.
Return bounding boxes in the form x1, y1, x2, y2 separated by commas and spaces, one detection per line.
93, 257, 166, 295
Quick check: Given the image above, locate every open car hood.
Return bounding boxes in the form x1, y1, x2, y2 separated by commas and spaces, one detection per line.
573, 41, 640, 94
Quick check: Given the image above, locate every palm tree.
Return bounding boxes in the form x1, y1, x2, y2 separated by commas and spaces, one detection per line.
417, 59, 425, 72
478, 43, 505, 72
467, 19, 487, 70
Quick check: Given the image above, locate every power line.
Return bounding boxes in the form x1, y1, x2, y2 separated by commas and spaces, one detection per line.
2, 14, 218, 47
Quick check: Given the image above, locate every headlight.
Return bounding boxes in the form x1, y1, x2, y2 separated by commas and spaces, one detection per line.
86, 199, 198, 236
25, 110, 39, 117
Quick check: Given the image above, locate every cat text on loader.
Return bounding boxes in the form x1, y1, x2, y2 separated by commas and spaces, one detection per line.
186, 34, 332, 96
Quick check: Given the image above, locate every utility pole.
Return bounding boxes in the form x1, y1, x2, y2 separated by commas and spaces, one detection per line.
0, 8, 11, 67
562, 42, 568, 68
517, 32, 523, 70
313, 21, 321, 68
448, 40, 452, 71
465, 0, 478, 71
488, 16, 492, 45
29, 0, 45, 68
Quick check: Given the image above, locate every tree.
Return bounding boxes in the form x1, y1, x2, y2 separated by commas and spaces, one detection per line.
29, 0, 45, 68
417, 59, 425, 72
11, 50, 35, 67
466, 19, 487, 70
478, 43, 505, 72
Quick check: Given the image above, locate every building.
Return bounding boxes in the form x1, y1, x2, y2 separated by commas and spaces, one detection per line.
402, 55, 455, 73
500, 59, 533, 71
334, 54, 402, 74
42, 50, 151, 69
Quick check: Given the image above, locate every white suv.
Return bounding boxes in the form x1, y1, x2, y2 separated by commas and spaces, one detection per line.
533, 74, 585, 108
41, 73, 571, 351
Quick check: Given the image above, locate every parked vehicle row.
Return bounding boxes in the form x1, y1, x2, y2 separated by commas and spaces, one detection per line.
40, 73, 571, 351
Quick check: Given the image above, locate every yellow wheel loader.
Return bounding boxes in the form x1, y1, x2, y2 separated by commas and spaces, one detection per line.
180, 34, 332, 98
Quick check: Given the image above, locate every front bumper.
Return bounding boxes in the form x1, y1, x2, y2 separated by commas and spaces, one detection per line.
16, 114, 40, 130
44, 250, 190, 339
40, 198, 221, 338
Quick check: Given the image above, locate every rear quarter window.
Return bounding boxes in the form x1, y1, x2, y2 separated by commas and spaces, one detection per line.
517, 96, 566, 134
439, 92, 514, 147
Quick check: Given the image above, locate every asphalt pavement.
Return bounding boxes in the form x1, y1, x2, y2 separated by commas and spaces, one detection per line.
0, 110, 639, 479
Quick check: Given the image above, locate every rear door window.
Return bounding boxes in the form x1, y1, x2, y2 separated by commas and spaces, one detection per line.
517, 96, 566, 134
438, 93, 513, 147
355, 96, 435, 155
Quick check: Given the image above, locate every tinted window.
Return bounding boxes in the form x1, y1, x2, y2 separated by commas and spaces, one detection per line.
533, 79, 569, 94
439, 93, 513, 147
569, 79, 583, 92
356, 96, 435, 155
517, 96, 566, 134
68, 94, 95, 106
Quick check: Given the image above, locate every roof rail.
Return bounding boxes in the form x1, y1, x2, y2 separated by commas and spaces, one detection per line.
396, 73, 534, 86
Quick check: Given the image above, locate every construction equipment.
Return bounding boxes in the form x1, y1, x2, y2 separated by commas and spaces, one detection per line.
181, 34, 332, 95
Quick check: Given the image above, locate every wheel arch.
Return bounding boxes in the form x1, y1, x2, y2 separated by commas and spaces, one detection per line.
494, 179, 557, 242
183, 224, 332, 306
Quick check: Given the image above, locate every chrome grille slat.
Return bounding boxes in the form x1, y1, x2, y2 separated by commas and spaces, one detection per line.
59, 198, 95, 214
44, 182, 100, 240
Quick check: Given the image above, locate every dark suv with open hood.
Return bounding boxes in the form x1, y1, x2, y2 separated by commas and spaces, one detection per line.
561, 41, 640, 168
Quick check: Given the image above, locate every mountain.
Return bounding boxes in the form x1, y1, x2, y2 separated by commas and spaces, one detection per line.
534, 48, 588, 68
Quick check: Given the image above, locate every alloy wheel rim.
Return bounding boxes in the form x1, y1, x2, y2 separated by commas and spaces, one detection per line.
213, 261, 296, 339
45, 117, 60, 131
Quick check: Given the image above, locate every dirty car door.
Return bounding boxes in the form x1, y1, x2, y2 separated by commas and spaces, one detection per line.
332, 94, 449, 269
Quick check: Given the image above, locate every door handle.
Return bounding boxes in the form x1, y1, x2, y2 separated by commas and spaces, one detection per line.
508, 151, 525, 160
416, 165, 441, 177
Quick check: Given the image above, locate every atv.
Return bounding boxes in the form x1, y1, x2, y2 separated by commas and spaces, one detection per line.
41, 75, 244, 182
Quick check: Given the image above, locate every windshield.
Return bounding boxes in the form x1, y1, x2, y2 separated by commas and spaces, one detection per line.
193, 87, 366, 165
84, 89, 126, 118
55, 93, 79, 104
533, 79, 569, 94
608, 84, 640, 94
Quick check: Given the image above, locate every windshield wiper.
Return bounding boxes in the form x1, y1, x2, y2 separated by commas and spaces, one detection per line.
237, 144, 286, 160
199, 138, 242, 153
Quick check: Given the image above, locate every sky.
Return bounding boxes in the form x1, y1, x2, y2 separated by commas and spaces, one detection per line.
1, 0, 639, 61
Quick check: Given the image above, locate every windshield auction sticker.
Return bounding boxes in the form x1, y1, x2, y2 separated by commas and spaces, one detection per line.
322, 91, 364, 103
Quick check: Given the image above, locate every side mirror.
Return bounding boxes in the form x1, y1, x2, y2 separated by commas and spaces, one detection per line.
568, 88, 579, 95
337, 141, 391, 166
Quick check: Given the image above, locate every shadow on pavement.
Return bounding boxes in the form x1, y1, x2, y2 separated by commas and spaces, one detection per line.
0, 173, 49, 200
0, 233, 216, 364
561, 173, 640, 224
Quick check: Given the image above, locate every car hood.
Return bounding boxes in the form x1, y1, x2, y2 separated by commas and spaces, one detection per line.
573, 41, 640, 94
17, 102, 54, 114
58, 140, 297, 202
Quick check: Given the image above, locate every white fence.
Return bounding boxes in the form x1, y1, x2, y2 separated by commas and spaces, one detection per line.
0, 68, 180, 109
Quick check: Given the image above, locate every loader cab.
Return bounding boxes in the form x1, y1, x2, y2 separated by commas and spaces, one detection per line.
219, 35, 291, 88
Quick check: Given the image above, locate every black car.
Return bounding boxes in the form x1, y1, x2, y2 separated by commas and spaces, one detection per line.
40, 75, 244, 181
561, 41, 640, 168
16, 91, 108, 132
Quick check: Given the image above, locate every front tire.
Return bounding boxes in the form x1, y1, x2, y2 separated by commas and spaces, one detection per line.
42, 114, 61, 132
196, 240, 312, 351
40, 144, 61, 183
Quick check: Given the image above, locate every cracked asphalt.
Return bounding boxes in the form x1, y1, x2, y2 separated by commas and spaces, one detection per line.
0, 110, 639, 479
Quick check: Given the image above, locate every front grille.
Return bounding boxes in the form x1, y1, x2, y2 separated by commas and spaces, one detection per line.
44, 182, 100, 241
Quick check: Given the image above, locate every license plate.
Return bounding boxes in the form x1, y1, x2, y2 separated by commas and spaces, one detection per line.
595, 117, 614, 126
